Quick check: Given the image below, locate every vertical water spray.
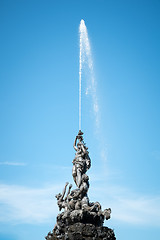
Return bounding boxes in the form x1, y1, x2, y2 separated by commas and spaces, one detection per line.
79, 21, 82, 130
79, 19, 84, 131
79, 19, 99, 131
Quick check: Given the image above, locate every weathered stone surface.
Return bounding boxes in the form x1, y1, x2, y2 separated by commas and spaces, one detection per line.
45, 222, 116, 240
45, 131, 116, 239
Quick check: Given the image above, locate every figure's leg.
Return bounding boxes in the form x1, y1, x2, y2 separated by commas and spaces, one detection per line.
76, 168, 82, 188
81, 195, 89, 210
75, 200, 81, 210
72, 165, 77, 185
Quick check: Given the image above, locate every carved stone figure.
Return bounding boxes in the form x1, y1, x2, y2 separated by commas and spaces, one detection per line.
72, 130, 91, 188
55, 182, 72, 211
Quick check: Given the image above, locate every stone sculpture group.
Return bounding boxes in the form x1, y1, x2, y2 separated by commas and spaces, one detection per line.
45, 131, 116, 240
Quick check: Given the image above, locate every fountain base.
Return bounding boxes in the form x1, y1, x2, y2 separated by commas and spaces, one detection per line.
45, 222, 116, 240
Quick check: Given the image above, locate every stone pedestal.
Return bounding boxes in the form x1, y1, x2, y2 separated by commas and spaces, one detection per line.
45, 209, 116, 240
46, 222, 116, 240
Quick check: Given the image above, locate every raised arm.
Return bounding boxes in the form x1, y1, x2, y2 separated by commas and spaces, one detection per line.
73, 136, 78, 151
81, 143, 87, 154
61, 182, 69, 200
64, 184, 72, 201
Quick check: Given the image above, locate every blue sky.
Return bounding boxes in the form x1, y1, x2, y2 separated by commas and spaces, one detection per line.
0, 0, 160, 239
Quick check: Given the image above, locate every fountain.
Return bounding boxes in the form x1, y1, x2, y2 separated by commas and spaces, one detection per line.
45, 20, 116, 240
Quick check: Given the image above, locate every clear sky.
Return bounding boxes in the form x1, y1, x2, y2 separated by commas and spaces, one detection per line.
0, 0, 160, 239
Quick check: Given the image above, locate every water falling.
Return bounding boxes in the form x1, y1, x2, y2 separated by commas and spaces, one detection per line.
79, 19, 99, 131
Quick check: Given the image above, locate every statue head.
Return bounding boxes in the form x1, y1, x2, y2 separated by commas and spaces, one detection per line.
55, 193, 62, 200
103, 208, 111, 220
78, 130, 83, 136
77, 130, 84, 142
69, 189, 80, 200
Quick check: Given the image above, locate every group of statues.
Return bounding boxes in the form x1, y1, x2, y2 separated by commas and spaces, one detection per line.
54, 131, 111, 227
56, 130, 91, 212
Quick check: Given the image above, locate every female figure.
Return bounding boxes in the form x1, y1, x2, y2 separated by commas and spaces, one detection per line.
72, 131, 91, 188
